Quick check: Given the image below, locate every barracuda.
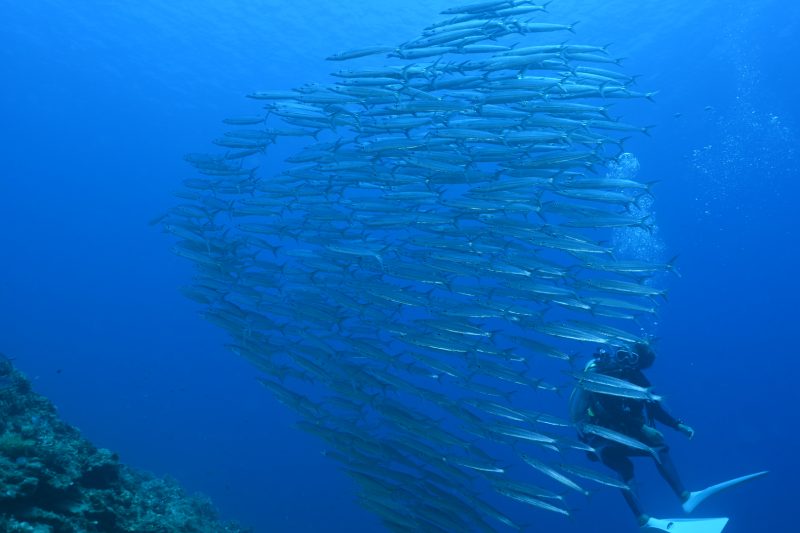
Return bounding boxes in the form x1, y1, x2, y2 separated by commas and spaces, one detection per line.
578, 423, 663, 464
488, 423, 557, 445
583, 278, 669, 300
495, 487, 572, 516
558, 462, 632, 491
325, 46, 394, 61
163, 3, 667, 529
569, 370, 662, 402
520, 453, 589, 495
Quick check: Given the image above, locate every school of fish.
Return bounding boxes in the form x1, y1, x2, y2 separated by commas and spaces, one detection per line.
157, 1, 675, 530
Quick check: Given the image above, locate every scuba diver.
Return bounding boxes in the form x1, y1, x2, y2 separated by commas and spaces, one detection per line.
569, 342, 694, 527
569, 342, 768, 531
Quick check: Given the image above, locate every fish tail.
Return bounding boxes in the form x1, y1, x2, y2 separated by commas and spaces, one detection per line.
667, 255, 682, 278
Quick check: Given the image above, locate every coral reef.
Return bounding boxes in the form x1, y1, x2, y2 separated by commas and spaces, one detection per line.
0, 353, 250, 533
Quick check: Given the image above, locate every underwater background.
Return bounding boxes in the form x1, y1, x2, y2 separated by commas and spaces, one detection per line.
1, 0, 797, 531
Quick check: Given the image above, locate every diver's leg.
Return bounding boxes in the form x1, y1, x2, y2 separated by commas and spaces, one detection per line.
641, 426, 689, 501
601, 446, 649, 526
656, 448, 689, 500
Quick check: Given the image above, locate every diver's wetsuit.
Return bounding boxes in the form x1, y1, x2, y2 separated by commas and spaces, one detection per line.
578, 362, 688, 520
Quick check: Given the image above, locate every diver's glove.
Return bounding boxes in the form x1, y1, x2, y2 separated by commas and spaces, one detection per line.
677, 422, 695, 439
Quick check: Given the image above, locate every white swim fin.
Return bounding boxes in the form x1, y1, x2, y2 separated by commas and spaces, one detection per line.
641, 517, 728, 533
682, 470, 768, 513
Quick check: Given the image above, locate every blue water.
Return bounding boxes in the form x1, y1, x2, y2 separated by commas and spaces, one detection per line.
1, 1, 797, 531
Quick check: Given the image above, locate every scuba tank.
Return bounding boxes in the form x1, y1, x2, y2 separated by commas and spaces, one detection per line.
568, 357, 601, 426
568, 347, 625, 426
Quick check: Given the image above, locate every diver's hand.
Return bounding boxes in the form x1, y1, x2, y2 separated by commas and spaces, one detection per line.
677, 423, 695, 440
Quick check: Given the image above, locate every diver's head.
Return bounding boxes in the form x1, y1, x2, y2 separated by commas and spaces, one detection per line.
595, 342, 656, 371
616, 342, 656, 370
632, 342, 656, 369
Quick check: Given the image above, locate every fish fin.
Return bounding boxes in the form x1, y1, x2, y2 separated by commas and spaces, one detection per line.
645, 179, 661, 193
500, 389, 517, 404
636, 216, 655, 235
566, 352, 583, 371
667, 255, 682, 277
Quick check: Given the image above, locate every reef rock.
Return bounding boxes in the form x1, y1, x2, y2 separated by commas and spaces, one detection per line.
0, 354, 249, 533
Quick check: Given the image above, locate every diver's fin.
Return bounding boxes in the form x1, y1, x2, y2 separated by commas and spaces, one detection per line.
682, 470, 769, 513
641, 517, 728, 533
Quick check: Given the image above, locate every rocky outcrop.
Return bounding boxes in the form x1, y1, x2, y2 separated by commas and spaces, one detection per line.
0, 354, 250, 533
